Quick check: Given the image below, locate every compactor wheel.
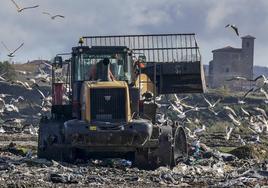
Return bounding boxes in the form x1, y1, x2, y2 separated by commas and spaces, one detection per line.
38, 120, 65, 161
158, 125, 173, 167
173, 126, 188, 165
158, 126, 188, 168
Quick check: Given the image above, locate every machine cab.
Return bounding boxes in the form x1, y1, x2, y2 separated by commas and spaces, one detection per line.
71, 46, 134, 84
70, 46, 134, 122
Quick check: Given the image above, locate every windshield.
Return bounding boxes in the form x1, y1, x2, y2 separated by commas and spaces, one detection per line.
74, 53, 131, 82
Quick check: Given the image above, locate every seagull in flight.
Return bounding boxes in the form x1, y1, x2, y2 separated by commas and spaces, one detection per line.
184, 127, 196, 139
36, 88, 52, 107
173, 95, 191, 108
253, 107, 267, 119
260, 88, 268, 104
240, 107, 250, 117
10, 0, 39, 13
193, 124, 206, 135
223, 105, 238, 117
226, 76, 249, 81
1, 41, 24, 57
156, 113, 167, 124
227, 113, 241, 126
254, 75, 268, 88
0, 72, 7, 81
11, 80, 33, 90
237, 88, 253, 104
225, 24, 239, 36
225, 126, 233, 140
0, 127, 5, 134
203, 95, 221, 109
169, 103, 194, 119
209, 109, 223, 116
42, 12, 65, 20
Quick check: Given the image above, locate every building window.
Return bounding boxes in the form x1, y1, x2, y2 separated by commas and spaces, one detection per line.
246, 42, 250, 47
225, 68, 229, 73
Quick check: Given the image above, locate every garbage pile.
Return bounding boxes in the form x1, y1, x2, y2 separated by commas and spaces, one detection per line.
0, 141, 268, 187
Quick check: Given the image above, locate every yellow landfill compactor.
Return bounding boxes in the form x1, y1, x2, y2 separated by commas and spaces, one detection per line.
38, 33, 206, 169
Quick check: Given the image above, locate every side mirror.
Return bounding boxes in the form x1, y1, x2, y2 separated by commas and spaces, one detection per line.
53, 56, 63, 68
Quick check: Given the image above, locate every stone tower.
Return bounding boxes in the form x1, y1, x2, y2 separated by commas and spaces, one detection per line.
208, 35, 255, 89
241, 35, 255, 80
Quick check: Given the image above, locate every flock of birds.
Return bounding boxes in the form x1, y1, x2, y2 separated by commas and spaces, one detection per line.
1, 61, 266, 145
0, 0, 265, 153
10, 0, 64, 19
0, 64, 53, 135
1, 0, 65, 58
154, 74, 268, 146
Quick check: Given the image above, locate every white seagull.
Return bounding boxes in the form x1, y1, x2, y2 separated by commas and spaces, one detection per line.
15, 70, 30, 75
184, 127, 196, 139
203, 95, 221, 109
10, 0, 39, 12
225, 24, 239, 36
10, 96, 24, 104
174, 95, 189, 104
240, 107, 250, 117
209, 109, 223, 116
1, 41, 24, 57
225, 126, 233, 140
253, 107, 267, 119
35, 67, 51, 83
42, 12, 65, 20
169, 103, 194, 119
238, 135, 246, 146
260, 88, 268, 103
12, 80, 33, 90
238, 88, 253, 104
227, 113, 241, 126
0, 72, 7, 81
226, 76, 249, 81
223, 105, 238, 117
156, 113, 167, 124
36, 89, 52, 107
254, 75, 268, 88
193, 124, 206, 135
4, 104, 19, 113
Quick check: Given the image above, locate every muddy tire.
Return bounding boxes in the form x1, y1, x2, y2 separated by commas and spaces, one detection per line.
158, 125, 173, 167
37, 119, 64, 161
134, 148, 158, 170
173, 126, 188, 165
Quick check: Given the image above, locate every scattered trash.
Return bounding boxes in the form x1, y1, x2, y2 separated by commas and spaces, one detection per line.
1, 142, 31, 157
24, 158, 53, 167
50, 173, 78, 184
98, 158, 132, 168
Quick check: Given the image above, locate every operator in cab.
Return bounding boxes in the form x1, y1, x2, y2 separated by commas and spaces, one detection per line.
89, 57, 115, 81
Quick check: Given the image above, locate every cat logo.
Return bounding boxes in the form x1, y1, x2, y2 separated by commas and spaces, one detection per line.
104, 95, 111, 101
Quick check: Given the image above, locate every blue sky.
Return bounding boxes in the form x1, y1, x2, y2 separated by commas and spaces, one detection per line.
0, 0, 267, 66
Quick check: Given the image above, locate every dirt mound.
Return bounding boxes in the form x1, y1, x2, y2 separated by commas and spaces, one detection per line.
230, 144, 268, 161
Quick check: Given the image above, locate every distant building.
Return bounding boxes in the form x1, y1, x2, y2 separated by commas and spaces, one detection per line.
209, 35, 255, 90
